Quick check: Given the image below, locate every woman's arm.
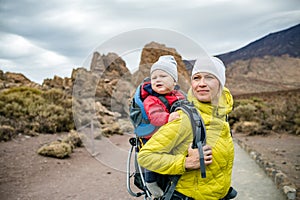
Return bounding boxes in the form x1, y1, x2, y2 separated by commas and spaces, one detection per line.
138, 111, 198, 175
137, 123, 187, 174
138, 112, 193, 174
138, 110, 213, 174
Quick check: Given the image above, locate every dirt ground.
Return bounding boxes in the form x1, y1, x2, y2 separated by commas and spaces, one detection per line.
0, 133, 135, 200
0, 132, 299, 200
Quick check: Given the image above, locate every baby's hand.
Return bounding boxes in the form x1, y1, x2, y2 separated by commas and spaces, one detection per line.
168, 112, 180, 122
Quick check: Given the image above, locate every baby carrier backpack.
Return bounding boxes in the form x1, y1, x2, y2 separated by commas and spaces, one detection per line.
129, 77, 174, 137
126, 78, 207, 200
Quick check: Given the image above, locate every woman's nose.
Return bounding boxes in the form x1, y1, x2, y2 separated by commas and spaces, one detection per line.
198, 77, 207, 86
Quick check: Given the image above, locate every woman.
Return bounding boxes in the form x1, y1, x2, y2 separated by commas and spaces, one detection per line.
137, 56, 235, 200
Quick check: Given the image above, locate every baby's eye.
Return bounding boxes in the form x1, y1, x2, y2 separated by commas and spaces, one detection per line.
193, 75, 201, 80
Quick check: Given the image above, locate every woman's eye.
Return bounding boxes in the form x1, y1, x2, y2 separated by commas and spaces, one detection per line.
205, 75, 214, 80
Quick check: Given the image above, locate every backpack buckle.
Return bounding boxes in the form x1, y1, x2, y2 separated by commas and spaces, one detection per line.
129, 137, 136, 146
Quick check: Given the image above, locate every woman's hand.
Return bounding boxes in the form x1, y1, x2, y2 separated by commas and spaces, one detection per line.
185, 145, 212, 170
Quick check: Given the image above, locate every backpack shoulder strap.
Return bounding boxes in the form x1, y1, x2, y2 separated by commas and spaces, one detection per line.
178, 102, 206, 147
161, 175, 181, 200
133, 85, 148, 120
176, 102, 206, 178
162, 101, 207, 200
157, 95, 171, 112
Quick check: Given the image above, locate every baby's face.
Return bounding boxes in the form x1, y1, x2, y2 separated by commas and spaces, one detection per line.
150, 70, 176, 94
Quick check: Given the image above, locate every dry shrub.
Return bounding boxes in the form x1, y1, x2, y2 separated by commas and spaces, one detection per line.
230, 90, 300, 135
233, 121, 265, 135
0, 125, 15, 141
231, 104, 257, 121
229, 98, 266, 127
0, 87, 74, 141
37, 130, 83, 159
101, 123, 122, 137
62, 130, 83, 148
37, 141, 72, 159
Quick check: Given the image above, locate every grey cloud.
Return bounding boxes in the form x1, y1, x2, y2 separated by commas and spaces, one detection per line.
0, 0, 299, 83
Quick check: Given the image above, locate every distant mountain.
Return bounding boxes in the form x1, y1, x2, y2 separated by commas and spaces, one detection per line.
2, 24, 299, 97
217, 23, 300, 65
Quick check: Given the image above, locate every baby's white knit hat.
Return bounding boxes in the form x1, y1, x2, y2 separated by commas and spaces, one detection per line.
150, 55, 178, 82
192, 56, 226, 88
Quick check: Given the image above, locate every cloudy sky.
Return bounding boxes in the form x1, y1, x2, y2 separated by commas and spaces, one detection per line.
1, 0, 299, 84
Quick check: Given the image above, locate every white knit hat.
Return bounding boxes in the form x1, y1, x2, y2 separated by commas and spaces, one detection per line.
150, 55, 178, 82
192, 56, 226, 88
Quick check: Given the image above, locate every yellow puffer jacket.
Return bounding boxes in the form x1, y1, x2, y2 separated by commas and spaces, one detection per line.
137, 87, 234, 200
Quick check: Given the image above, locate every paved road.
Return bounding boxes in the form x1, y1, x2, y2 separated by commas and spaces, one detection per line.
232, 142, 286, 200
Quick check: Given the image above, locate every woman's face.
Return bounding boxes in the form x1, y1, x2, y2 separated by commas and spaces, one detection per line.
191, 72, 220, 103
151, 69, 175, 94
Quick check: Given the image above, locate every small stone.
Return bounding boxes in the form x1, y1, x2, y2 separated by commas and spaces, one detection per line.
283, 186, 296, 200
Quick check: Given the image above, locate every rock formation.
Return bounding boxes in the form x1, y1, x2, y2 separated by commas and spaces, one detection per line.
132, 42, 191, 92
0, 70, 40, 90
42, 75, 73, 94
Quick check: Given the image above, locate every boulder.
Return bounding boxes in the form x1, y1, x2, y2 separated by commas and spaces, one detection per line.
42, 75, 73, 93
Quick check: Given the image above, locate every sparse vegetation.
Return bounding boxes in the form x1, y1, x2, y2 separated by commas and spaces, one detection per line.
230, 89, 300, 135
0, 87, 74, 141
37, 130, 83, 158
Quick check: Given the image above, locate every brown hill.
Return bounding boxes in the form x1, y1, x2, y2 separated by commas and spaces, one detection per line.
214, 24, 300, 95
225, 55, 300, 95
